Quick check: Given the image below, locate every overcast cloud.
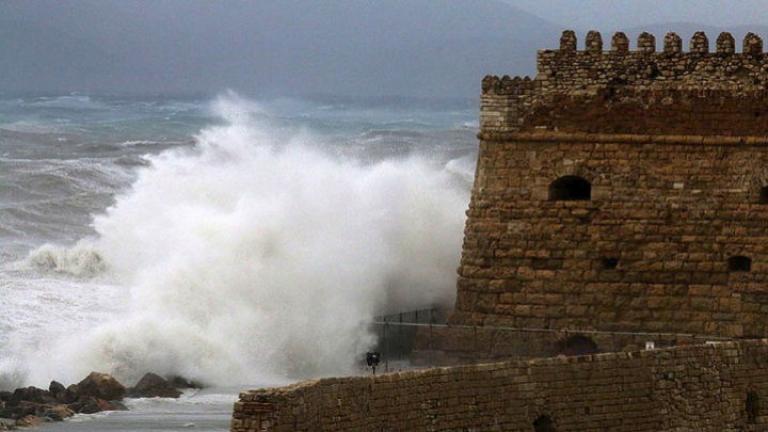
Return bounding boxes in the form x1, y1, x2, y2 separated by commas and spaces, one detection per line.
2, 0, 767, 98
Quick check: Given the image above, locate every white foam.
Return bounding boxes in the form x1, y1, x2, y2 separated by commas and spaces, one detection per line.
4, 93, 470, 388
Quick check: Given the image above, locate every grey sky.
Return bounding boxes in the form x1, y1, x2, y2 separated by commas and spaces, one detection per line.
511, 0, 768, 30
2, 0, 768, 98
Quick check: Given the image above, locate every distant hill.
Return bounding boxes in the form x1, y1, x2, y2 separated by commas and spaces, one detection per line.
624, 24, 768, 46
0, 0, 562, 99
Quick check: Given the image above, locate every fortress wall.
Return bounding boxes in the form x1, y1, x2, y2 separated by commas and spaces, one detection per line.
537, 31, 768, 92
231, 340, 768, 432
480, 77, 535, 131
411, 324, 720, 365
521, 90, 768, 136
451, 133, 768, 338
480, 31, 768, 135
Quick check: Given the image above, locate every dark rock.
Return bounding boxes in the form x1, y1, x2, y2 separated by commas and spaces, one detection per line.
0, 418, 15, 430
168, 376, 204, 389
14, 415, 42, 428
0, 401, 38, 419
48, 381, 66, 399
110, 400, 128, 411
9, 387, 53, 405
0, 393, 10, 403
41, 404, 74, 421
69, 397, 125, 414
75, 372, 126, 401
128, 373, 182, 398
62, 384, 80, 403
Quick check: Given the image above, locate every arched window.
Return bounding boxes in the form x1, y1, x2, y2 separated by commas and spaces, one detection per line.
759, 186, 768, 204
600, 257, 619, 270
747, 391, 760, 424
728, 256, 752, 272
549, 176, 591, 201
533, 415, 556, 432
557, 335, 599, 356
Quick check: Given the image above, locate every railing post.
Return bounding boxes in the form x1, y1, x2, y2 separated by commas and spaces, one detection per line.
400, 312, 405, 360
384, 320, 389, 373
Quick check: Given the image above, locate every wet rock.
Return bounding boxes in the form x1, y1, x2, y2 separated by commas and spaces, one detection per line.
75, 372, 126, 401
69, 397, 126, 415
0, 418, 15, 430
128, 373, 182, 398
41, 404, 74, 421
62, 384, 80, 404
48, 381, 66, 400
14, 415, 42, 428
168, 376, 204, 389
9, 387, 53, 405
0, 401, 41, 419
110, 400, 128, 411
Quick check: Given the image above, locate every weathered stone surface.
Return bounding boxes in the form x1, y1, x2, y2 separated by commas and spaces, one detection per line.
9, 387, 53, 405
14, 415, 42, 428
231, 340, 768, 432
0, 373, 131, 423
75, 372, 126, 401
41, 404, 74, 421
128, 373, 182, 398
470, 31, 768, 341
48, 381, 65, 399
0, 418, 15, 431
481, 30, 768, 136
70, 397, 126, 414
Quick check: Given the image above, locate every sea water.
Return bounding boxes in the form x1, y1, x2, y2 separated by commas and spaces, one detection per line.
0, 92, 476, 430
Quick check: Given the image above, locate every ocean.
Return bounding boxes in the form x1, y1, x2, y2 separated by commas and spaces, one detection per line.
0, 92, 477, 430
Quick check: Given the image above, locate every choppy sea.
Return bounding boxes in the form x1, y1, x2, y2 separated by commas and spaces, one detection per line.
0, 93, 477, 430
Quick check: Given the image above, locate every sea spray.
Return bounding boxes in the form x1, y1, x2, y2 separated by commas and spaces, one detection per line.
8, 94, 472, 388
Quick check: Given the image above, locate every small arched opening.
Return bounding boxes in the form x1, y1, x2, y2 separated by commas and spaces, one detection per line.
728, 256, 752, 273
557, 335, 600, 357
747, 391, 760, 424
548, 176, 591, 201
759, 186, 768, 204
600, 257, 619, 270
533, 415, 556, 432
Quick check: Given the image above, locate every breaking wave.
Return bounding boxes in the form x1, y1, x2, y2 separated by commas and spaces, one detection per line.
9, 93, 471, 387
28, 243, 106, 277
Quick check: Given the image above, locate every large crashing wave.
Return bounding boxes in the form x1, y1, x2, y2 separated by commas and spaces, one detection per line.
12, 94, 471, 387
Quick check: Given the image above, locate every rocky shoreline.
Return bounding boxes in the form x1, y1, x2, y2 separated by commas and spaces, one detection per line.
0, 372, 194, 430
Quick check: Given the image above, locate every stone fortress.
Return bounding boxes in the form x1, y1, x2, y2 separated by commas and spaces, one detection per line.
454, 29, 768, 343
232, 31, 768, 431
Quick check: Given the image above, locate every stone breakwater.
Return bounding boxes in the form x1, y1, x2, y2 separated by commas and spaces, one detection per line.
231, 339, 768, 432
0, 372, 186, 430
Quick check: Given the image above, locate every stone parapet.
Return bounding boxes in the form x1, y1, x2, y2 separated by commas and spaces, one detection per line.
480, 30, 768, 135
231, 340, 768, 431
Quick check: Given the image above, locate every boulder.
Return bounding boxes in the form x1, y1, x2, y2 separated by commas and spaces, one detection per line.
41, 404, 74, 421
0, 418, 15, 430
128, 373, 182, 398
14, 415, 42, 428
0, 401, 41, 419
48, 381, 66, 400
168, 376, 204, 389
9, 387, 53, 405
62, 384, 80, 404
75, 372, 126, 401
69, 397, 127, 415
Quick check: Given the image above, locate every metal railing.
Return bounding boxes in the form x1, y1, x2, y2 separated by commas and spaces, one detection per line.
367, 310, 735, 373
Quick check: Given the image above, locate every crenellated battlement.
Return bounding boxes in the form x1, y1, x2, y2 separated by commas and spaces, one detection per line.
552, 30, 764, 56
481, 30, 768, 135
